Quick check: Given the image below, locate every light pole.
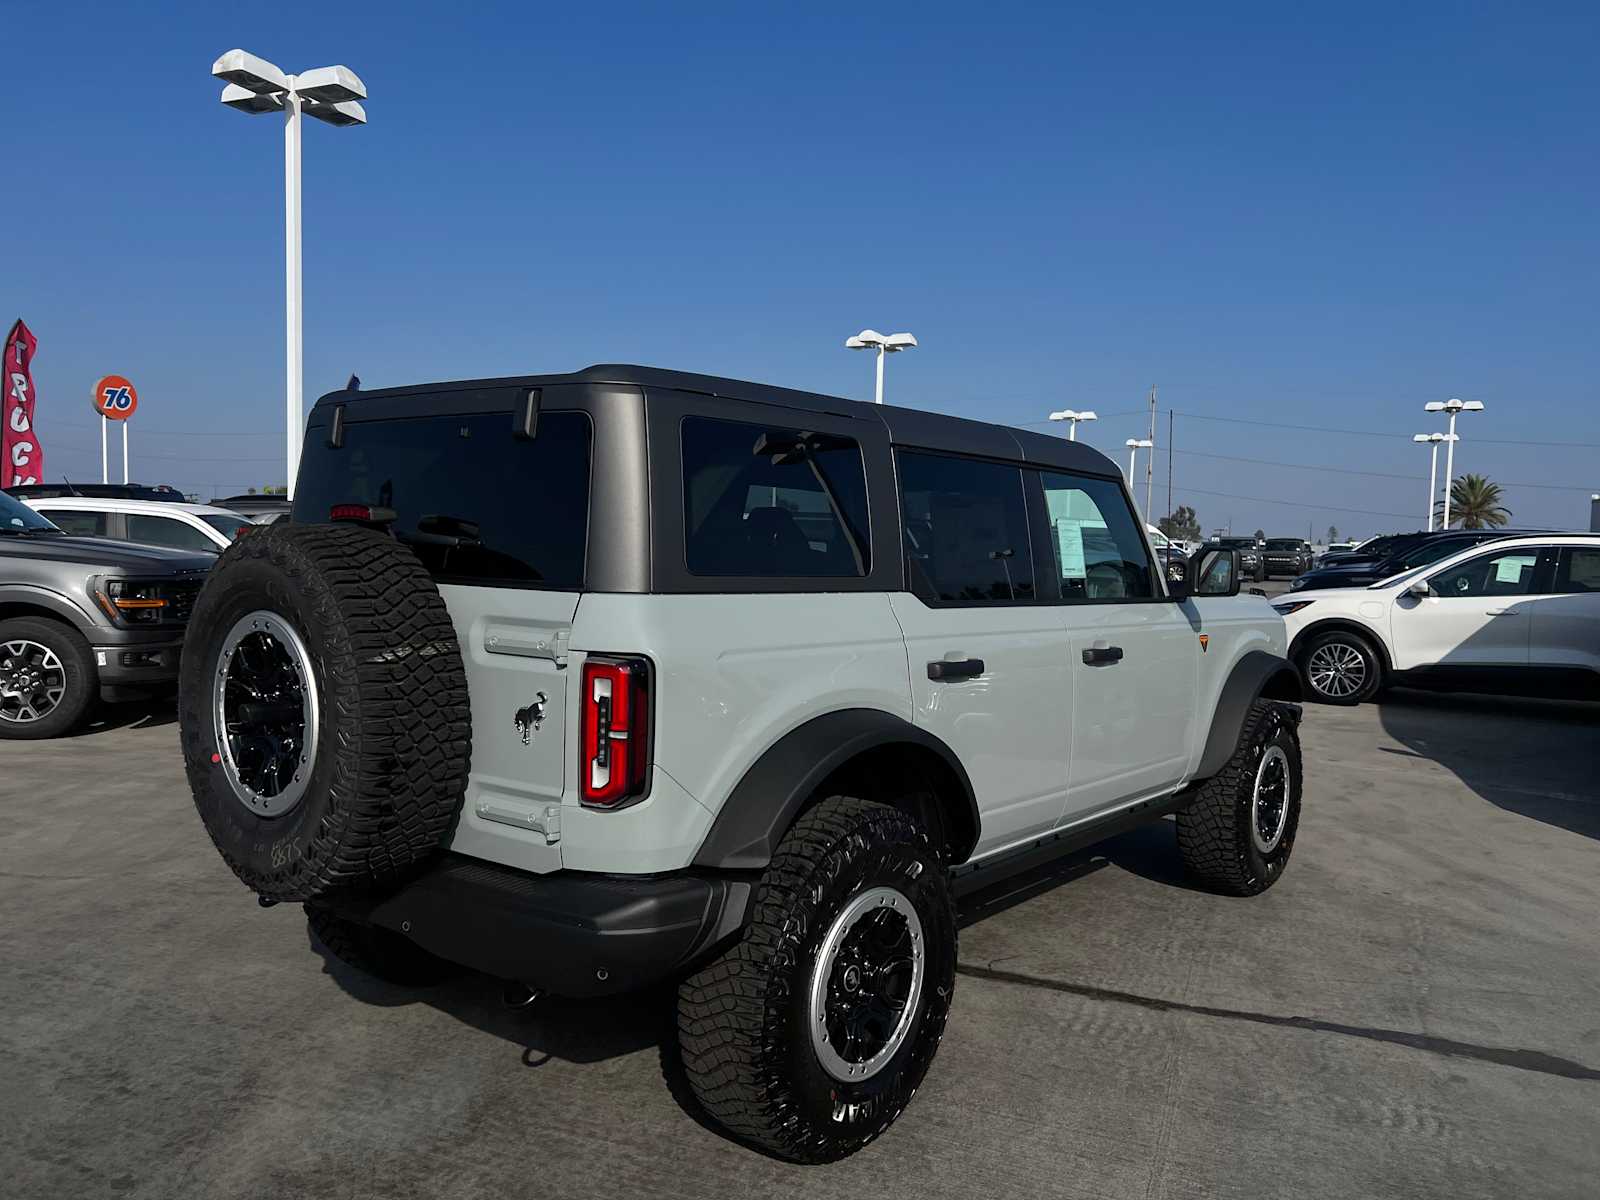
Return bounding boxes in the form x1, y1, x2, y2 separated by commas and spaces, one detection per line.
1411, 433, 1457, 531
845, 329, 917, 405
212, 49, 368, 498
1048, 408, 1098, 440
1125, 438, 1152, 494
1422, 398, 1484, 528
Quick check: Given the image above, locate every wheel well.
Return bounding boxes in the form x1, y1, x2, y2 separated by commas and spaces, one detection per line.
1291, 619, 1392, 675
0, 602, 80, 630
810, 742, 977, 865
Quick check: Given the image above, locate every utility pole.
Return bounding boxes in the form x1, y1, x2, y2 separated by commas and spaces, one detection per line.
1166, 408, 1174, 525
1145, 385, 1156, 525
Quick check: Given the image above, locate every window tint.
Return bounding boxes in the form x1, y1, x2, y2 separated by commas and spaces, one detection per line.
1393, 536, 1495, 570
682, 417, 870, 577
202, 514, 251, 541
44, 509, 108, 537
1428, 547, 1542, 597
898, 452, 1033, 603
292, 411, 592, 588
1038, 471, 1154, 601
126, 514, 217, 553
1264, 539, 1302, 550
1555, 547, 1600, 594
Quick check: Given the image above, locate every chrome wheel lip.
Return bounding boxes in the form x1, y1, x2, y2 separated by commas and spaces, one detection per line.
1251, 744, 1292, 854
212, 610, 319, 819
808, 886, 926, 1084
0, 639, 67, 724
1306, 641, 1367, 698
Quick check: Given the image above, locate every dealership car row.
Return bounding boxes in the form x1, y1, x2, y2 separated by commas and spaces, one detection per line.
2, 482, 1597, 740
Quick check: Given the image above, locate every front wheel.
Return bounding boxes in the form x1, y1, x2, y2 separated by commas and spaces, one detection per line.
1298, 627, 1384, 705
677, 797, 956, 1162
0, 617, 97, 740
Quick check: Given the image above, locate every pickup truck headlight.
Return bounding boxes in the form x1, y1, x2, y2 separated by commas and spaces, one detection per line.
93, 578, 169, 626
1272, 600, 1315, 615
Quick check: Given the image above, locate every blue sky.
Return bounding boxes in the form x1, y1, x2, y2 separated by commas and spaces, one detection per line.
6, 1, 1597, 536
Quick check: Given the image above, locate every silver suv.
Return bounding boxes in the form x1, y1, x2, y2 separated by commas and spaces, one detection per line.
0, 490, 211, 738
178, 366, 1304, 1161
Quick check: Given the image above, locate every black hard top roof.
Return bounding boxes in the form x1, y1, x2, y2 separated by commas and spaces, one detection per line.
312, 364, 1122, 479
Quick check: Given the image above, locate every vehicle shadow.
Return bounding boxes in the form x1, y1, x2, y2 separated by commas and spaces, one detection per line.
70, 698, 177, 736
1375, 687, 1600, 841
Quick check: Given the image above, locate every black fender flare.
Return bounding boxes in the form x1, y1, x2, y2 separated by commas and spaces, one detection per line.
1195, 650, 1303, 779
691, 708, 980, 870
0, 585, 97, 633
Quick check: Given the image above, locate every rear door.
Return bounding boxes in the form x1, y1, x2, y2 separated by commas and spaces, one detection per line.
889, 450, 1073, 857
1529, 546, 1600, 674
292, 402, 596, 875
1036, 469, 1199, 821
1388, 545, 1548, 669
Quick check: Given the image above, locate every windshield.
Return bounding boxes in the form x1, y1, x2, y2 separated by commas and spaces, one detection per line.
0, 491, 62, 533
1264, 539, 1301, 550
1384, 537, 1487, 572
202, 514, 251, 541
1215, 538, 1258, 548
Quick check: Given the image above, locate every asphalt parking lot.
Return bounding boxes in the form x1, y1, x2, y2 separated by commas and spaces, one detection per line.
4, 684, 1597, 1200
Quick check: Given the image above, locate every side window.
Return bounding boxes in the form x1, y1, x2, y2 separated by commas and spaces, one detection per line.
897, 452, 1034, 603
1038, 470, 1154, 601
1554, 547, 1600, 594
44, 509, 108, 537
126, 514, 217, 553
682, 417, 870, 577
1427, 547, 1542, 598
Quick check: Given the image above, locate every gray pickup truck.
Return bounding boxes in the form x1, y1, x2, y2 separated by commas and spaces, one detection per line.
1, 490, 211, 738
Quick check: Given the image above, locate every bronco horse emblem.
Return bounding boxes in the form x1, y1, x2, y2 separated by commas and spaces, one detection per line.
513, 692, 548, 745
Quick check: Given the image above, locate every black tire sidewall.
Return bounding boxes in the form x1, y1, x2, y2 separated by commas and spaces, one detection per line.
0, 616, 97, 739
179, 554, 346, 896
1299, 628, 1382, 705
762, 814, 956, 1158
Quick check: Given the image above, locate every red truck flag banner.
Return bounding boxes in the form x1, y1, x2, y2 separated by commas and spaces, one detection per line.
4, 319, 45, 487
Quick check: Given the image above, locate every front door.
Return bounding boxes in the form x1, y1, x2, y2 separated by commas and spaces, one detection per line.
1389, 545, 1547, 669
1035, 469, 1198, 821
891, 451, 1072, 858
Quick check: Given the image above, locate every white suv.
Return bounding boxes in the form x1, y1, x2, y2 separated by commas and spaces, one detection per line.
1277, 533, 1600, 704
176, 366, 1304, 1161
25, 496, 254, 554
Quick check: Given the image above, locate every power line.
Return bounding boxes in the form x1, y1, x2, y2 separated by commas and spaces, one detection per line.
1172, 484, 1420, 520
1173, 447, 1594, 492
1172, 410, 1600, 449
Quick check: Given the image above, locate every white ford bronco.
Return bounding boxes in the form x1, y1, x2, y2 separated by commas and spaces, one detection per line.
178, 366, 1303, 1161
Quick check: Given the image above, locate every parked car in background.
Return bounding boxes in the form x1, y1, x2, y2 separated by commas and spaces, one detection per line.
1261, 538, 1314, 578
211, 493, 292, 523
1211, 536, 1266, 581
1289, 529, 1541, 593
5, 482, 187, 503
0, 490, 210, 738
1277, 534, 1600, 704
23, 497, 255, 554
1315, 531, 1421, 570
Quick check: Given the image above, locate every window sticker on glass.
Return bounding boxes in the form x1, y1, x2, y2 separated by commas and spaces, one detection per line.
1496, 554, 1536, 584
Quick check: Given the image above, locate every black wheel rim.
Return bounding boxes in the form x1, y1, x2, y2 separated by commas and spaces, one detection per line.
213, 611, 318, 817
0, 639, 66, 724
1251, 745, 1291, 853
808, 887, 926, 1082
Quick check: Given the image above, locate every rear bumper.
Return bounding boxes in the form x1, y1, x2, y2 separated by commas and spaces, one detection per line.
312, 854, 754, 997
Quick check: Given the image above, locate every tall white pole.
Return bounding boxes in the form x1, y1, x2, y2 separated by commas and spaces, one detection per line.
284, 83, 304, 499
874, 345, 885, 405
1426, 442, 1439, 532
122, 424, 129, 485
1441, 411, 1458, 528
1126, 444, 1138, 486
1067, 420, 1077, 441
1145, 385, 1156, 528
100, 417, 108, 484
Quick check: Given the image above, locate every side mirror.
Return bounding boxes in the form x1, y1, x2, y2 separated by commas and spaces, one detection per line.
1407, 579, 1432, 599
1173, 547, 1241, 599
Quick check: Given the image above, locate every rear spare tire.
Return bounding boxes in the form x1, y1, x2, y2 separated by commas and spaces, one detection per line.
178, 522, 471, 902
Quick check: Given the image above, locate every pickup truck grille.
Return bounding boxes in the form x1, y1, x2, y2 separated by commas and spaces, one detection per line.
165, 582, 201, 625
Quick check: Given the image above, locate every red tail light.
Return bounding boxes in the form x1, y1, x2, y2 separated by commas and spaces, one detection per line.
330, 503, 372, 521
580, 656, 651, 808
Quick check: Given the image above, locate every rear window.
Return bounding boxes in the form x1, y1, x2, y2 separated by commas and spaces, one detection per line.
682, 416, 870, 577
293, 411, 592, 588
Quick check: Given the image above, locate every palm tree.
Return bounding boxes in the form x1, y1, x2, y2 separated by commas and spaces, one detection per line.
1435, 474, 1511, 529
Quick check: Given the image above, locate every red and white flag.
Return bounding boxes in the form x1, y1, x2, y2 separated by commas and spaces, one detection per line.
4, 320, 45, 487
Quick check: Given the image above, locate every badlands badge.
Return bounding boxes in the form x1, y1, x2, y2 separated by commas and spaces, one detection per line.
1198, 634, 1210, 652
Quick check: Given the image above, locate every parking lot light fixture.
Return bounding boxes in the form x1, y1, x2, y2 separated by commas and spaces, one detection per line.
1422, 399, 1485, 527
845, 329, 917, 405
1125, 438, 1153, 490
1049, 408, 1098, 440
1412, 433, 1456, 532
212, 49, 369, 499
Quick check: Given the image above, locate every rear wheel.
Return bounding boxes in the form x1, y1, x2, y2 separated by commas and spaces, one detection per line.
1298, 627, 1384, 705
0, 617, 97, 740
677, 796, 956, 1162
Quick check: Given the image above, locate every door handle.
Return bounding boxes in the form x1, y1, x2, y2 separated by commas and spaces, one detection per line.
1082, 645, 1125, 666
927, 658, 984, 681
1485, 608, 1520, 617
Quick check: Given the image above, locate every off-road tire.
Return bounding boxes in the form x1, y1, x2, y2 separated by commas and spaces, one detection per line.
1176, 700, 1302, 896
0, 616, 97, 740
1297, 627, 1384, 705
178, 523, 471, 903
677, 797, 956, 1162
305, 905, 460, 986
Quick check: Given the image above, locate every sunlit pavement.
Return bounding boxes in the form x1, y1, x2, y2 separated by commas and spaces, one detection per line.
3, 688, 1597, 1199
